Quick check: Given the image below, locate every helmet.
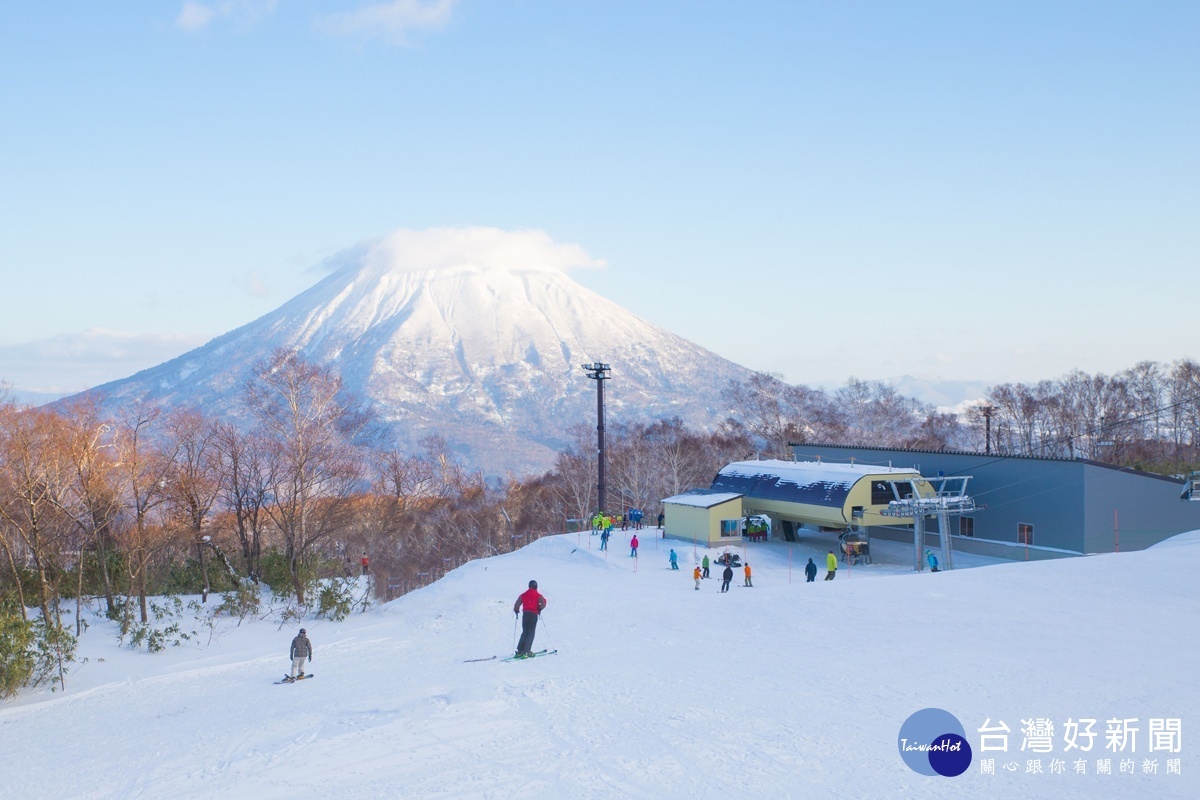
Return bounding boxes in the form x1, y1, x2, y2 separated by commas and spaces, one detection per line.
528, 580, 537, 589
299, 628, 306, 634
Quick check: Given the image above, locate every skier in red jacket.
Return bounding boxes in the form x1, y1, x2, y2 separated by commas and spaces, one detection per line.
630, 534, 639, 558
513, 580, 547, 658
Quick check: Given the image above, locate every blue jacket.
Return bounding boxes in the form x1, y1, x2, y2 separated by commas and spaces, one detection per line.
926, 551, 938, 569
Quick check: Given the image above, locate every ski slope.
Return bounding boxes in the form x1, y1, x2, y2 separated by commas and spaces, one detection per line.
0, 529, 1196, 799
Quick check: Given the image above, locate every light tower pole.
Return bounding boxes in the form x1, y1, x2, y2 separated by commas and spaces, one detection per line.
581, 361, 611, 515
981, 405, 996, 455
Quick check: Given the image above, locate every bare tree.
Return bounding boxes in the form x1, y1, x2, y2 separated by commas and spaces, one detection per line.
0, 405, 73, 626
213, 422, 269, 584
160, 408, 222, 602
244, 350, 368, 603
547, 423, 597, 522
56, 395, 123, 628
608, 422, 657, 516
723, 372, 846, 456
1169, 359, 1200, 455
0, 403, 80, 689
722, 372, 811, 457
834, 378, 937, 448
111, 402, 177, 624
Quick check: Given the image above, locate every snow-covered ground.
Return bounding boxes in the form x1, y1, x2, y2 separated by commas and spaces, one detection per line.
1, 528, 1195, 799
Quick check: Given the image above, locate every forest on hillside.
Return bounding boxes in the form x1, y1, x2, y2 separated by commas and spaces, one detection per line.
1, 351, 1197, 697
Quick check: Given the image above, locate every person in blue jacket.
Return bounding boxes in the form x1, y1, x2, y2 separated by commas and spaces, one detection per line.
669, 549, 678, 570
926, 550, 940, 572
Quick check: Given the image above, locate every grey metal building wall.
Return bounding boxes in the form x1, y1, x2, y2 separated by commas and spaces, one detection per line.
1080, 463, 1198, 553
792, 444, 1200, 554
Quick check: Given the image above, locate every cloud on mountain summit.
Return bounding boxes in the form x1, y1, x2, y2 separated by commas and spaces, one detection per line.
325, 227, 607, 277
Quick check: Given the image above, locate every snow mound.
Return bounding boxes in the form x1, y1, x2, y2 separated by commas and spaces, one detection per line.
1149, 528, 1200, 549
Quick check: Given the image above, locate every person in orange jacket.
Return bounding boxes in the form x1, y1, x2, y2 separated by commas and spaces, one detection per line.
743, 562, 753, 587
693, 565, 701, 590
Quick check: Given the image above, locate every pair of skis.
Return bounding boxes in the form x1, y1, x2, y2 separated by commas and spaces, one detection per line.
502, 649, 557, 662
463, 649, 558, 663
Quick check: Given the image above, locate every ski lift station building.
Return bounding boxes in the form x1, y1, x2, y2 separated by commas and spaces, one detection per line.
790, 444, 1200, 558
662, 459, 929, 547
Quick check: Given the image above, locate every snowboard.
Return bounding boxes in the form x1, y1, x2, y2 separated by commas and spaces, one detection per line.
275, 673, 314, 684
502, 649, 557, 662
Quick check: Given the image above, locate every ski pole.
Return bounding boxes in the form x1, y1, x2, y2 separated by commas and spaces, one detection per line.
538, 613, 553, 651
512, 611, 519, 651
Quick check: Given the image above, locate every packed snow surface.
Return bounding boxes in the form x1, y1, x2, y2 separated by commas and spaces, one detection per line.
1, 529, 1196, 799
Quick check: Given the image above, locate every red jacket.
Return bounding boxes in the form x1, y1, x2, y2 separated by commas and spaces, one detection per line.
630, 536, 639, 549
516, 588, 546, 614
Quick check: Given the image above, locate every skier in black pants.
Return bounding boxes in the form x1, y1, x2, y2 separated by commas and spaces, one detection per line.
720, 564, 733, 593
805, 557, 818, 582
513, 580, 547, 658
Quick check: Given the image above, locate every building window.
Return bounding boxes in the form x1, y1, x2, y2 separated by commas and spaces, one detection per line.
1017, 523, 1034, 545
720, 519, 740, 538
872, 481, 912, 504
959, 517, 974, 537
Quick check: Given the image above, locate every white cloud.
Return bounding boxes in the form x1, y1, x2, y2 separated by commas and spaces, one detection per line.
175, 0, 279, 33
340, 227, 606, 277
176, 2, 215, 31
0, 329, 208, 394
317, 0, 459, 45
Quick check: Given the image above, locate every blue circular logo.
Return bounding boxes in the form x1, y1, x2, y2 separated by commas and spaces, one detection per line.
898, 708, 973, 777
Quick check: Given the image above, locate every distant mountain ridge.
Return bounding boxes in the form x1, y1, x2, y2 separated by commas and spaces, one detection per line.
80, 229, 755, 475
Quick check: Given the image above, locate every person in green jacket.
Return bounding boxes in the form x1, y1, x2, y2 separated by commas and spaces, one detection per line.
825, 550, 837, 581
701, 554, 710, 579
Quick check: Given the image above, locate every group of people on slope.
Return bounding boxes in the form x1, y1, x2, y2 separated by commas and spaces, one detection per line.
591, 510, 666, 539
682, 551, 753, 591
286, 539, 891, 674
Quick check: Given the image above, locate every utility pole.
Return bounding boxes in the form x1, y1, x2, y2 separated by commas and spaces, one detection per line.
581, 362, 611, 515
981, 405, 996, 455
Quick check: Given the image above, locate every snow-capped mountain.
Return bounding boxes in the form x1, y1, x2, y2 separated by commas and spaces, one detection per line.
82, 228, 753, 474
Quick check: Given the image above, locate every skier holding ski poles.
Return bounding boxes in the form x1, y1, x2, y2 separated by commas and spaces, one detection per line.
513, 580, 547, 659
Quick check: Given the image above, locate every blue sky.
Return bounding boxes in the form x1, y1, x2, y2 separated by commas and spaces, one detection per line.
1, 1, 1196, 395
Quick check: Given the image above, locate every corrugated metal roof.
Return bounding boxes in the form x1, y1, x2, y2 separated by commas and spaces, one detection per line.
712, 459, 919, 509
663, 490, 743, 509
